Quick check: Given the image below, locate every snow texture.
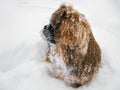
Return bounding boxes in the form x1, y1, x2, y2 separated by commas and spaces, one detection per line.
0, 0, 120, 90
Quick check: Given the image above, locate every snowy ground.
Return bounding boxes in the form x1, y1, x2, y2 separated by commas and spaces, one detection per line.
0, 0, 120, 90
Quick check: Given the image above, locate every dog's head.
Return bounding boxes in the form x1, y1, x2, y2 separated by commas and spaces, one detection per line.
43, 4, 68, 44
43, 4, 90, 51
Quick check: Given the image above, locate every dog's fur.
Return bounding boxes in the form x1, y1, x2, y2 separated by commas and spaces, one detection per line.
43, 4, 101, 87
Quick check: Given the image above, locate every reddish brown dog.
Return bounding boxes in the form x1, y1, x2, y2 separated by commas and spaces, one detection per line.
43, 4, 101, 87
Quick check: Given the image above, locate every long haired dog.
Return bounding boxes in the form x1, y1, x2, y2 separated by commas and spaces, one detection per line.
43, 4, 101, 87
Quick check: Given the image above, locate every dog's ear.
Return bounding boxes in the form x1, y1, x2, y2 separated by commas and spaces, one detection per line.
61, 10, 67, 18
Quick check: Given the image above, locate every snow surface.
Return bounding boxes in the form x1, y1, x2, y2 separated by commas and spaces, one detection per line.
0, 0, 120, 90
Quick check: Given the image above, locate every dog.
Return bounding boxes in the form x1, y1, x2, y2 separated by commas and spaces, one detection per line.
42, 4, 101, 87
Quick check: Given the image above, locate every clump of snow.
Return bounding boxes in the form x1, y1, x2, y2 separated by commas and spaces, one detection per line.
0, 0, 120, 90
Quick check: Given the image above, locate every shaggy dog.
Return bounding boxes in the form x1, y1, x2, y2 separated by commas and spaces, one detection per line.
42, 4, 101, 87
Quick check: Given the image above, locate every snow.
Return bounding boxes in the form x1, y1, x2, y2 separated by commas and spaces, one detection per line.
0, 0, 120, 90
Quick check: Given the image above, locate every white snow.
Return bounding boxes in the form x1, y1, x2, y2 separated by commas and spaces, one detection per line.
0, 0, 120, 90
